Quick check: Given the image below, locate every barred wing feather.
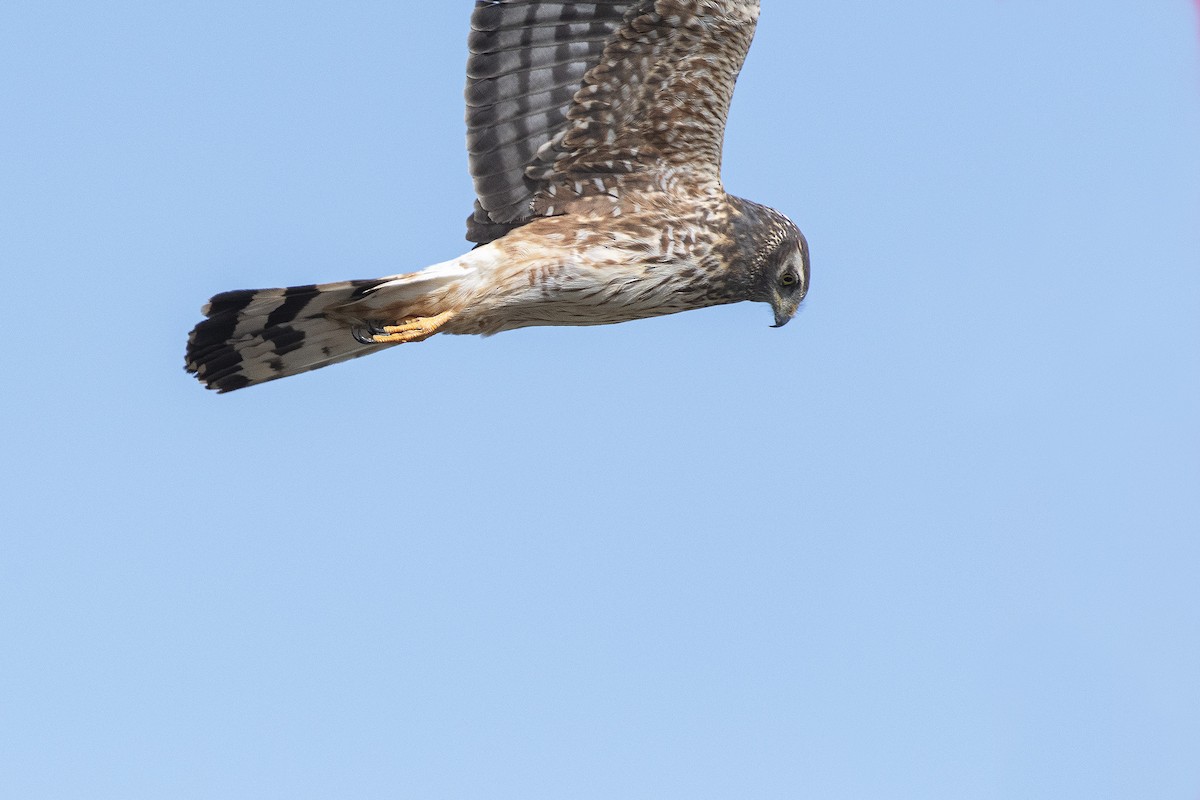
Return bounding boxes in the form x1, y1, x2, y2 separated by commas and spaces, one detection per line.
466, 0, 638, 241
465, 0, 761, 244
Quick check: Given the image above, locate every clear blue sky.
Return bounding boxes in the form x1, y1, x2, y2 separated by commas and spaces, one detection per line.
2, 2, 1198, 798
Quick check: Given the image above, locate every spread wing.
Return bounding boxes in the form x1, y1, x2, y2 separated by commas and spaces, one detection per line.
465, 0, 761, 243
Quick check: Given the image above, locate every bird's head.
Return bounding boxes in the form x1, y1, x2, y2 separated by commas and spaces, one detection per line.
763, 226, 810, 328
727, 196, 810, 327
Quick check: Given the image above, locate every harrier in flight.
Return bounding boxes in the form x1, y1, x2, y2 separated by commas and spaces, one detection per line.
186, 0, 809, 392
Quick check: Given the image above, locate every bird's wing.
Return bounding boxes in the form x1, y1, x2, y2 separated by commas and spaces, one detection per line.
465, 0, 761, 243
466, 0, 641, 241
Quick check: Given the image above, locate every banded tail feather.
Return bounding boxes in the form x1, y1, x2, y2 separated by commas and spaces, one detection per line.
185, 279, 393, 393
187, 258, 483, 393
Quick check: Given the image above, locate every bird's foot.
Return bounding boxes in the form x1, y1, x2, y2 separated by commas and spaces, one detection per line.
352, 310, 455, 345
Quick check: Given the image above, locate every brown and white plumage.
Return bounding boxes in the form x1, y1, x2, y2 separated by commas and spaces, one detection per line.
186, 0, 809, 392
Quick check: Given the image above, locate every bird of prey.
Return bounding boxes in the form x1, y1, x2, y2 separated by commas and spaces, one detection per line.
186, 0, 809, 392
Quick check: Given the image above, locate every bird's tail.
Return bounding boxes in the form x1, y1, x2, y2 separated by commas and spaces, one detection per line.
185, 262, 473, 392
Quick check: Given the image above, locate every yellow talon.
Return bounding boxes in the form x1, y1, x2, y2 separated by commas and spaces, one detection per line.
364, 310, 456, 344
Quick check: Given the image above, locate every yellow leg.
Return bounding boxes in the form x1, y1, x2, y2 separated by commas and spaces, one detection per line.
363, 310, 456, 344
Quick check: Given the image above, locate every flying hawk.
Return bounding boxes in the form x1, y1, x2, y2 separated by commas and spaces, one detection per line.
186, 0, 809, 392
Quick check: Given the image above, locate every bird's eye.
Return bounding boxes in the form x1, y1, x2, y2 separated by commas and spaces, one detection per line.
780, 271, 798, 287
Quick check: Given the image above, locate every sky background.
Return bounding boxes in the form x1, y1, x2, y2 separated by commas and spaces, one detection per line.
2, 2, 1198, 798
